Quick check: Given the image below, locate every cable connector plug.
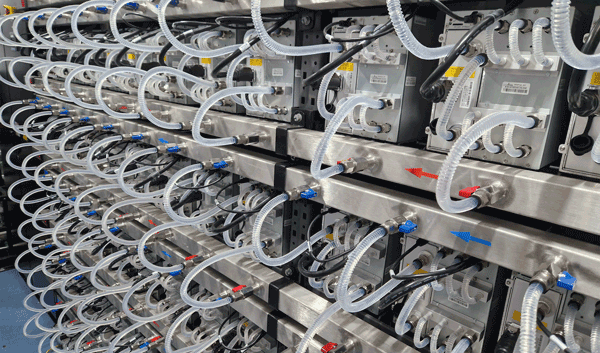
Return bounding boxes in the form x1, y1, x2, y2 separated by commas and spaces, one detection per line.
382, 217, 418, 235
531, 255, 569, 292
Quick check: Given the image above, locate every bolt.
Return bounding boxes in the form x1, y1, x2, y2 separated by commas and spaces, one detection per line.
503, 159, 509, 164
284, 268, 293, 277
301, 16, 312, 26
525, 163, 531, 168
534, 9, 539, 14
505, 279, 513, 287
293, 113, 303, 122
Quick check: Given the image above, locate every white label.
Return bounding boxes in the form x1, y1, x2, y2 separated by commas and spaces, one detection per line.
448, 295, 470, 309
501, 81, 530, 95
272, 68, 284, 77
295, 69, 302, 78
460, 80, 474, 109
405, 76, 417, 87
370, 74, 388, 85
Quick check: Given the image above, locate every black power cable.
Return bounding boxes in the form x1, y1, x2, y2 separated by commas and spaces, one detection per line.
568, 19, 600, 117
420, 0, 525, 102
210, 13, 294, 77
217, 312, 266, 352
377, 257, 480, 310
158, 23, 219, 66
132, 155, 180, 189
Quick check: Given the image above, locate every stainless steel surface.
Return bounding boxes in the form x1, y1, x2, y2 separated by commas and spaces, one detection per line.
51, 167, 421, 353
46, 81, 600, 237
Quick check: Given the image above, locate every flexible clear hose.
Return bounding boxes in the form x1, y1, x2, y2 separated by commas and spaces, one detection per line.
519, 282, 545, 353
564, 302, 581, 352
542, 342, 561, 353
41, 117, 72, 151
532, 18, 553, 67
90, 250, 133, 292
0, 101, 24, 128
192, 86, 273, 146
395, 283, 431, 335
23, 111, 53, 143
436, 112, 536, 213
436, 55, 485, 141
250, 0, 341, 56
509, 20, 530, 67
156, 0, 239, 58
430, 251, 445, 291
317, 70, 337, 121
486, 23, 507, 65
122, 274, 185, 322
145, 281, 162, 310
295, 288, 365, 353
430, 319, 448, 353
58, 126, 94, 165
65, 66, 104, 110
73, 184, 121, 224
311, 96, 383, 180
386, 0, 452, 59
414, 312, 432, 348
451, 338, 471, 353
336, 227, 417, 313
180, 247, 253, 308
69, 231, 103, 271
551, 0, 600, 70
116, 148, 166, 198
251, 193, 294, 264
94, 67, 143, 119
591, 131, 600, 164
592, 313, 600, 353
461, 264, 482, 305
358, 105, 382, 133
482, 129, 502, 154
9, 105, 35, 135
503, 124, 525, 158
138, 66, 217, 129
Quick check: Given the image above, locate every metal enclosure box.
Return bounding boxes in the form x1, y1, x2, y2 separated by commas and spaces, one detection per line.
428, 7, 580, 170
501, 273, 596, 353
328, 15, 436, 144
164, 27, 245, 114
243, 20, 301, 123
400, 235, 509, 353
560, 7, 600, 179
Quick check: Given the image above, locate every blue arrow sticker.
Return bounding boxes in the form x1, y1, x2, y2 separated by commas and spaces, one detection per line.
450, 231, 491, 247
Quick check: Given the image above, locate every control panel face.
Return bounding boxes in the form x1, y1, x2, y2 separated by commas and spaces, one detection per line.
428, 7, 579, 170
327, 15, 435, 144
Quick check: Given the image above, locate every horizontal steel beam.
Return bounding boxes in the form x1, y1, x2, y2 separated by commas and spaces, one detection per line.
33, 95, 600, 300
45, 82, 600, 236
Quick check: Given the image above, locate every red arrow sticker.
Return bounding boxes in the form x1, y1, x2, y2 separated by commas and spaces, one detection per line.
406, 168, 438, 180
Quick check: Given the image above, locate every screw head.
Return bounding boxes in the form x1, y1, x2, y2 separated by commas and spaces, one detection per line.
293, 113, 303, 122
284, 268, 293, 277
301, 16, 312, 26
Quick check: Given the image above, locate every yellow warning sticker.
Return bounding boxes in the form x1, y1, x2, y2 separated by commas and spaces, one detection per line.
201, 58, 212, 64
127, 53, 136, 60
325, 233, 334, 241
3, 5, 16, 15
444, 66, 476, 79
249, 58, 263, 66
164, 56, 167, 63
405, 263, 428, 275
591, 72, 600, 86
512, 310, 547, 331
337, 62, 354, 71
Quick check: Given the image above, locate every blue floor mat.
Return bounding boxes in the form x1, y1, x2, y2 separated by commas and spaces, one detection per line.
0, 269, 54, 353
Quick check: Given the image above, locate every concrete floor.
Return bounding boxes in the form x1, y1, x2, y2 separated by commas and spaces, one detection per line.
0, 269, 54, 353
